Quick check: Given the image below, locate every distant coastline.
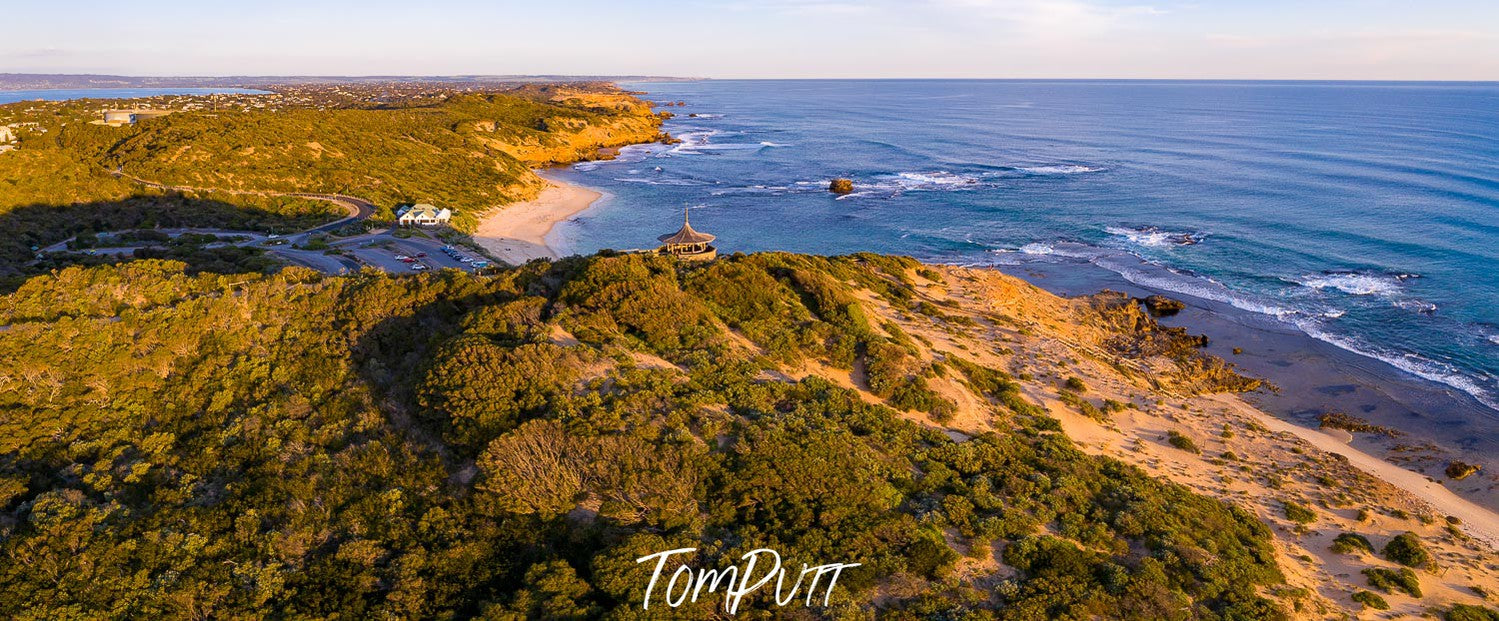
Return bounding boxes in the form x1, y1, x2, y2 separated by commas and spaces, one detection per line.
0, 73, 703, 92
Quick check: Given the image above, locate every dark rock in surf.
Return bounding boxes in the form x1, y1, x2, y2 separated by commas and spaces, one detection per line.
1139, 295, 1186, 317
829, 178, 855, 195
1446, 461, 1481, 481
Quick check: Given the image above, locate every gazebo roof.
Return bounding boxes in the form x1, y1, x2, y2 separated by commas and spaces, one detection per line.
658, 209, 716, 245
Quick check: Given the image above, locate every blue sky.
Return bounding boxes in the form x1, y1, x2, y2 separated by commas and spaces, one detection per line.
6, 0, 1497, 79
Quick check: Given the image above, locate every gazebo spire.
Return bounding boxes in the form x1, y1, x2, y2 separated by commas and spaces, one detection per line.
657, 205, 718, 261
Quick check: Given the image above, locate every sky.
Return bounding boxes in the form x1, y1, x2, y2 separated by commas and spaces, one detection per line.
5, 0, 1498, 80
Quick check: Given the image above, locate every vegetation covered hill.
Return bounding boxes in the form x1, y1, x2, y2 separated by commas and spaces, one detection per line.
0, 85, 666, 274
0, 252, 1294, 619
95, 90, 662, 225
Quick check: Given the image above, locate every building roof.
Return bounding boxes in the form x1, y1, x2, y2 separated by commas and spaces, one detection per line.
658, 209, 715, 245
399, 204, 449, 220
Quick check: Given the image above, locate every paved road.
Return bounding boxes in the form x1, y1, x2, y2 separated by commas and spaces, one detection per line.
112, 168, 375, 233
275, 248, 362, 274
38, 170, 496, 276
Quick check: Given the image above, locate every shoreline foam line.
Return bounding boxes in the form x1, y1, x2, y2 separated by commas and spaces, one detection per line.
473, 174, 602, 266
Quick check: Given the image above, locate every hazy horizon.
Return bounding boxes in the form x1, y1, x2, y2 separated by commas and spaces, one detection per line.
7, 74, 1499, 85
7, 0, 1498, 81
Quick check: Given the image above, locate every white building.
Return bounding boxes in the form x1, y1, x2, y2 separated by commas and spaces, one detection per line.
396, 204, 452, 227
102, 111, 138, 126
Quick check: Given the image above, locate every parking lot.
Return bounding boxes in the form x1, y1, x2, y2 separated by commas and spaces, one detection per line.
339, 235, 493, 274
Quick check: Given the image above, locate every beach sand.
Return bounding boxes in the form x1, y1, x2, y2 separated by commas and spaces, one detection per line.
474, 179, 601, 265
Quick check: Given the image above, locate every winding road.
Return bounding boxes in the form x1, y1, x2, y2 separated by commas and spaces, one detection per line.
38, 169, 489, 276
111, 167, 378, 234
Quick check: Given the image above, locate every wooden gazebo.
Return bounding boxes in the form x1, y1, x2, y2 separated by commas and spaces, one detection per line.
657, 208, 717, 261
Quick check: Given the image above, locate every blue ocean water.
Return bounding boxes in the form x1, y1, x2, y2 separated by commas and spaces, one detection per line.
0, 87, 269, 105
550, 80, 1499, 414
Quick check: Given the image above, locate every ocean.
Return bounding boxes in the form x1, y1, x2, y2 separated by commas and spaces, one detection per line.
549, 80, 1499, 489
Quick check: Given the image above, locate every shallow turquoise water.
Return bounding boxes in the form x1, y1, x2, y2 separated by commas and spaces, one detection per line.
551, 80, 1499, 415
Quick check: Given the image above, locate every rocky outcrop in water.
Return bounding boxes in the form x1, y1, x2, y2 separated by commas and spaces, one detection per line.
1446, 461, 1481, 480
830, 178, 854, 195
1138, 295, 1186, 317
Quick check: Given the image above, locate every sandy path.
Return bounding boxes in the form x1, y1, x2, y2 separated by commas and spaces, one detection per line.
474, 180, 601, 265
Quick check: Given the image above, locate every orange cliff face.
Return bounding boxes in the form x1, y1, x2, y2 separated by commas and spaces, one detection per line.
472, 88, 668, 168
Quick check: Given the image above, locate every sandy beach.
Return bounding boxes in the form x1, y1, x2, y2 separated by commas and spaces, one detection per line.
474, 179, 601, 265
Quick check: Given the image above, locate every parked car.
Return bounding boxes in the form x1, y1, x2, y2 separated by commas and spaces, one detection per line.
410, 263, 428, 271
416, 252, 427, 258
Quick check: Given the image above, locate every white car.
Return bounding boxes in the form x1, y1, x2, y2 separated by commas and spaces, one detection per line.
410, 263, 428, 271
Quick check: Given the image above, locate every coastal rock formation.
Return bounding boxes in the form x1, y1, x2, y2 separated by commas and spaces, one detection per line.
1319, 412, 1405, 438
829, 178, 854, 194
1139, 294, 1186, 317
1446, 461, 1482, 480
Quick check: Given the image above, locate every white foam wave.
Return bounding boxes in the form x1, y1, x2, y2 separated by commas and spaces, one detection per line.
666, 130, 788, 156
612, 177, 711, 187
1005, 242, 1102, 260
974, 239, 1499, 410
1298, 273, 1405, 296
1297, 322, 1499, 411
1393, 299, 1438, 314
896, 171, 981, 187
1105, 226, 1204, 248
1021, 164, 1102, 175
1101, 260, 1300, 319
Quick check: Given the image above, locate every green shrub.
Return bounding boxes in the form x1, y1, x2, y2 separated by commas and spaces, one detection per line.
1330, 532, 1374, 555
1063, 376, 1087, 392
1351, 590, 1389, 610
1059, 390, 1104, 421
1167, 430, 1200, 454
1283, 501, 1316, 524
1383, 532, 1432, 568
1363, 567, 1422, 597
1447, 604, 1499, 621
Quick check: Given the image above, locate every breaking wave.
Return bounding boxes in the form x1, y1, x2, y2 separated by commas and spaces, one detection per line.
1020, 164, 1103, 175
1105, 226, 1206, 248
1296, 323, 1499, 411
1297, 272, 1410, 296
977, 238, 1497, 411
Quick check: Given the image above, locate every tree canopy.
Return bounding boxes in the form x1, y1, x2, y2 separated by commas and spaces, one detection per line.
0, 252, 1287, 619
